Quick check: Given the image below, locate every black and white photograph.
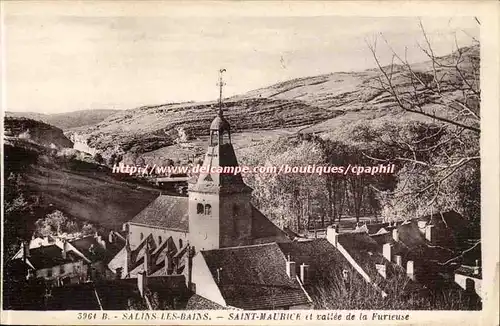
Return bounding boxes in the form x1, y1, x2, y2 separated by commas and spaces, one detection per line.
1, 1, 498, 324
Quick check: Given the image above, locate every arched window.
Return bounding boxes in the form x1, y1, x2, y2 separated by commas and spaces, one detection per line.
179, 239, 183, 248
158, 236, 162, 244
140, 232, 144, 241
210, 131, 219, 146
205, 204, 212, 215
197, 203, 204, 214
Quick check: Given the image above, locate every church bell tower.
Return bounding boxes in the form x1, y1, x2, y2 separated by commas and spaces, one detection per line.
188, 69, 253, 251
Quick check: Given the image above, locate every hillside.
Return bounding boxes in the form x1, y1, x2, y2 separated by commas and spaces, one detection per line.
3, 118, 159, 231
4, 117, 74, 149
4, 136, 159, 231
64, 45, 478, 163
5, 109, 119, 130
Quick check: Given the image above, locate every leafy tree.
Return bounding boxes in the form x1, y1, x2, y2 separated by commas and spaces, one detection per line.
4, 173, 37, 258
45, 210, 68, 234
82, 223, 97, 236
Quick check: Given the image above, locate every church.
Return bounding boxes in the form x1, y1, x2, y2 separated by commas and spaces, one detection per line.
106, 74, 311, 308
120, 103, 290, 254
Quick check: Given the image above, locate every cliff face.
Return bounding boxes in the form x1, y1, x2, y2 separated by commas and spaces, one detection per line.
4, 117, 74, 149
68, 133, 97, 156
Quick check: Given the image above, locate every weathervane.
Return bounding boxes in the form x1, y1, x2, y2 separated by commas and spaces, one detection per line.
217, 68, 226, 117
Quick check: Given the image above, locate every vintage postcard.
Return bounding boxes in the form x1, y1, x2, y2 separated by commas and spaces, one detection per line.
1, 1, 499, 325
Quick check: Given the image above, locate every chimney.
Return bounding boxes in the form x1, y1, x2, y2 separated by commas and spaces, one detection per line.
108, 231, 114, 244
61, 240, 68, 259
425, 224, 434, 242
407, 260, 415, 280
137, 271, 147, 297
186, 245, 195, 291
122, 223, 129, 232
473, 259, 480, 276
417, 220, 427, 234
395, 255, 402, 267
299, 263, 310, 285
383, 243, 392, 262
375, 264, 386, 279
392, 228, 399, 242
95, 235, 106, 249
286, 257, 296, 279
124, 238, 131, 277
326, 224, 339, 247
22, 241, 30, 262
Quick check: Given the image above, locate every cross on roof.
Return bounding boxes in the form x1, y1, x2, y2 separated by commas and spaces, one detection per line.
216, 68, 226, 116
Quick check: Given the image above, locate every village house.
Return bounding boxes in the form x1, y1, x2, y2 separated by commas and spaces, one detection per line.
10, 232, 117, 286
356, 212, 482, 302
454, 262, 482, 299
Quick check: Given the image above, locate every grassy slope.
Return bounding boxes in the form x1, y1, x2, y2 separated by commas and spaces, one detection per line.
67, 45, 478, 163
23, 166, 158, 229
4, 138, 159, 230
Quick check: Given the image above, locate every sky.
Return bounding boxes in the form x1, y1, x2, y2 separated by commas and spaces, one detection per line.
3, 2, 479, 114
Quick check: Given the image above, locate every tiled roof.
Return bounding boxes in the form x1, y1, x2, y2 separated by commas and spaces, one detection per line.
283, 227, 303, 240
277, 239, 354, 286
46, 283, 101, 310
370, 232, 392, 245
107, 246, 127, 276
462, 241, 481, 266
189, 144, 253, 194
366, 223, 390, 235
201, 243, 310, 309
106, 232, 126, 259
130, 195, 189, 231
94, 279, 144, 310
397, 222, 427, 248
109, 234, 184, 279
419, 210, 466, 229
337, 232, 417, 295
70, 236, 107, 262
144, 275, 187, 293
27, 245, 81, 269
185, 294, 227, 310
395, 222, 456, 265
455, 265, 482, 279
418, 211, 469, 249
251, 206, 290, 242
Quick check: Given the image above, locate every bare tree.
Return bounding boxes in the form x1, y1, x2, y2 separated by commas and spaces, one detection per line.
367, 21, 479, 134
363, 20, 481, 262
